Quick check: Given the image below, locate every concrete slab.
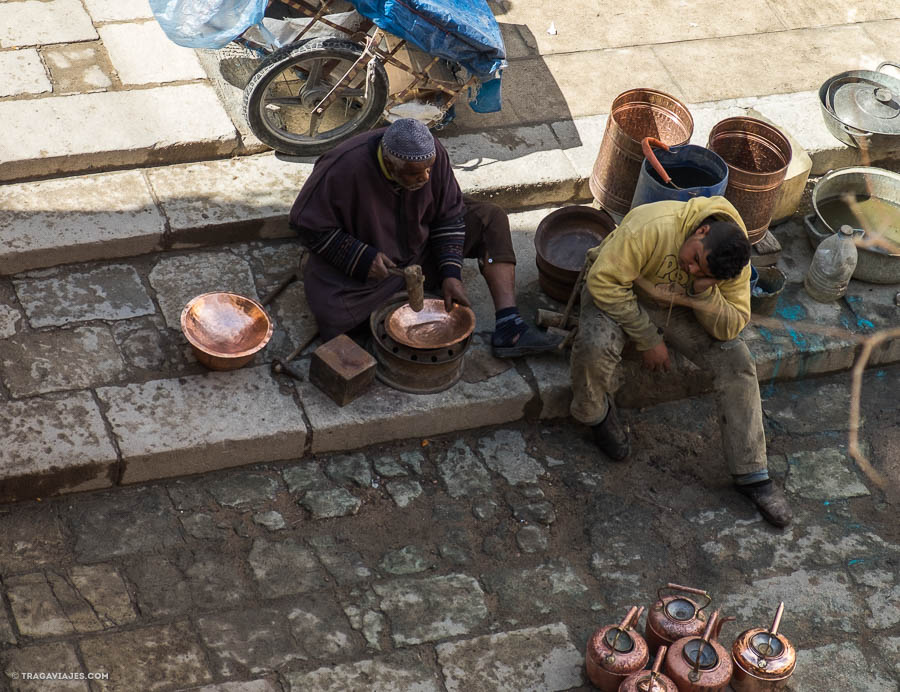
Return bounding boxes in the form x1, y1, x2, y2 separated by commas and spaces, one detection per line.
0, 392, 117, 503
284, 653, 442, 692
147, 251, 259, 329
297, 361, 534, 454
436, 623, 584, 692
99, 21, 206, 85
0, 642, 89, 692
82, 0, 154, 22
146, 154, 310, 244
0, 171, 164, 275
0, 325, 127, 397
0, 85, 238, 183
654, 26, 885, 104
786, 447, 871, 499
550, 117, 607, 200
14, 265, 155, 328
443, 125, 579, 208
0, 0, 97, 48
42, 42, 115, 94
772, 2, 898, 29
97, 366, 307, 484
0, 49, 51, 97
791, 642, 897, 690
862, 19, 900, 57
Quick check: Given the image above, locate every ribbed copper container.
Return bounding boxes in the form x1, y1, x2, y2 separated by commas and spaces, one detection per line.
590, 89, 693, 216
707, 117, 792, 245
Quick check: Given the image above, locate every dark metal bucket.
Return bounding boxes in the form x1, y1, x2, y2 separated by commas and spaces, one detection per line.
590, 89, 693, 217
707, 117, 792, 245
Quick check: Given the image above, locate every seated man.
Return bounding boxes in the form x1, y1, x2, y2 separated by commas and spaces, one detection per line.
570, 196, 792, 528
289, 118, 560, 358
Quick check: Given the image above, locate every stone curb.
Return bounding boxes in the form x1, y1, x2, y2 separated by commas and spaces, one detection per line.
2, 90, 899, 276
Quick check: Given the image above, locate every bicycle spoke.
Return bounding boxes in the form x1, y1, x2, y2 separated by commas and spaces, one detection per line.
308, 111, 322, 137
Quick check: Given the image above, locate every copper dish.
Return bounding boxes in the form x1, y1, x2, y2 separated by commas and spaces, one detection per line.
385, 297, 475, 349
180, 292, 274, 370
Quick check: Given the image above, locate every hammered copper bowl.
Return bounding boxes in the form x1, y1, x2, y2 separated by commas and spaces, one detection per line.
180, 292, 274, 371
385, 297, 476, 349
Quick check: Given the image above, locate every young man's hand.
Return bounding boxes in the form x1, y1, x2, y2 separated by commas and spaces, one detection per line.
691, 277, 719, 294
441, 277, 470, 312
368, 252, 396, 281
641, 341, 671, 372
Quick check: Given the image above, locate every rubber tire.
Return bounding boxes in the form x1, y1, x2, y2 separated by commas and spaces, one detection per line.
244, 37, 389, 157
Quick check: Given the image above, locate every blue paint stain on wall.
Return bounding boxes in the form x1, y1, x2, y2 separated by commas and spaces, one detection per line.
776, 304, 806, 321
857, 317, 875, 330
876, 370, 886, 377
848, 559, 864, 566
787, 327, 808, 350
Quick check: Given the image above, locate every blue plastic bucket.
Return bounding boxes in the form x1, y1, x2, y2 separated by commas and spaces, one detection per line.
631, 144, 729, 209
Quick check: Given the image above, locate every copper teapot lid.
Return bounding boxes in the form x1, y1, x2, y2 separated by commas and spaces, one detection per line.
732, 602, 796, 679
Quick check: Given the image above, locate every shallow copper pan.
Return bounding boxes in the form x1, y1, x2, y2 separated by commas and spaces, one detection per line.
385, 298, 476, 349
180, 292, 273, 370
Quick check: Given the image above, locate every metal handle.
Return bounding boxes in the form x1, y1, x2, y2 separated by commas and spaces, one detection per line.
840, 121, 872, 139
657, 583, 712, 613
876, 61, 900, 75
769, 602, 784, 636
641, 137, 673, 184
651, 645, 666, 673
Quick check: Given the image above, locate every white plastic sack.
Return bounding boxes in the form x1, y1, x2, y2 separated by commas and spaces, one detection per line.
150, 0, 267, 49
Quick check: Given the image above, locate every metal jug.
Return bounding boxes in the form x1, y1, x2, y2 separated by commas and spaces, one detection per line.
586, 606, 650, 692
664, 610, 734, 691
645, 583, 713, 654
618, 645, 678, 692
731, 602, 796, 690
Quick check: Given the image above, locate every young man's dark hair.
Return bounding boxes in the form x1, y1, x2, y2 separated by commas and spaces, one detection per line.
700, 218, 751, 280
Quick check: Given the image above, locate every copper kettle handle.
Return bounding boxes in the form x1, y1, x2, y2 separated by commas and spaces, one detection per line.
609, 605, 644, 651
641, 137, 673, 184
657, 583, 712, 614
769, 602, 785, 636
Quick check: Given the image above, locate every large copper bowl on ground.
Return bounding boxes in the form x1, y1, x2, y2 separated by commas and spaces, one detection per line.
535, 205, 616, 302
180, 292, 273, 371
385, 297, 475, 349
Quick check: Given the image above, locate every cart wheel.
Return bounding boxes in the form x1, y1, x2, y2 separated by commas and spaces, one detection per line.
244, 37, 389, 157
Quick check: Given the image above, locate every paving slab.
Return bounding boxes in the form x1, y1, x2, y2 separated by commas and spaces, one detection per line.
476, 429, 547, 485
0, 392, 117, 503
0, 85, 238, 183
0, 49, 51, 97
437, 441, 493, 499
82, 0, 154, 22
773, 1, 898, 29
68, 564, 137, 627
0, 642, 89, 692
98, 21, 206, 85
146, 154, 309, 244
791, 641, 897, 690
247, 538, 327, 599
435, 623, 584, 692
79, 621, 213, 692
0, 171, 164, 276
184, 682, 280, 692
297, 361, 534, 454
0, 0, 97, 48
5, 572, 77, 637
14, 264, 155, 328
42, 42, 115, 94
97, 367, 307, 484
284, 653, 442, 692
785, 447, 871, 499
0, 325, 127, 397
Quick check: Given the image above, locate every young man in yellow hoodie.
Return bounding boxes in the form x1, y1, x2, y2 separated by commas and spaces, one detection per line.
570, 196, 791, 528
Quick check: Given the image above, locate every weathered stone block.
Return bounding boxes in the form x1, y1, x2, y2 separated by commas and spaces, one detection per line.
0, 49, 51, 97
99, 22, 206, 85
0, 0, 97, 47
284, 653, 442, 692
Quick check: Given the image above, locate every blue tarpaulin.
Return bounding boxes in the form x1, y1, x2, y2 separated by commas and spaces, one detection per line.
348, 0, 506, 78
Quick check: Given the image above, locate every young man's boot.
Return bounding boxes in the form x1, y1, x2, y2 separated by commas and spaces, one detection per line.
736, 480, 792, 528
591, 396, 630, 461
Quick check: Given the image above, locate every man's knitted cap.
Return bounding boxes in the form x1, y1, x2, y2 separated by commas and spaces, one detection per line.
382, 118, 435, 162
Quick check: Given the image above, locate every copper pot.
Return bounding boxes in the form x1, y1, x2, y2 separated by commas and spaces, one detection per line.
664, 610, 734, 691
618, 646, 678, 692
586, 606, 650, 692
645, 583, 712, 654
731, 602, 796, 691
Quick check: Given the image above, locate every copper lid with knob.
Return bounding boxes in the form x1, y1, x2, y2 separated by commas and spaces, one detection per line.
645, 583, 712, 653
618, 645, 678, 692
586, 606, 650, 692
731, 602, 796, 690
664, 609, 734, 691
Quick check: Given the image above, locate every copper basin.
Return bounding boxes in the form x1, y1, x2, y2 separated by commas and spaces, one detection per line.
180, 292, 274, 371
534, 205, 616, 301
385, 298, 475, 349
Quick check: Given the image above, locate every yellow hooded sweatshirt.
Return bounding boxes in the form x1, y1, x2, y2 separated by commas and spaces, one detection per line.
584, 196, 751, 351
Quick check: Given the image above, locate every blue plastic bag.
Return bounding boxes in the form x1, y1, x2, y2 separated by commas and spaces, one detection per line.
150, 0, 267, 49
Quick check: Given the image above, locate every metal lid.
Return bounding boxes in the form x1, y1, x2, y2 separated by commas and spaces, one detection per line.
665, 598, 697, 622
825, 64, 900, 135
605, 627, 635, 653
750, 632, 785, 658
682, 639, 718, 669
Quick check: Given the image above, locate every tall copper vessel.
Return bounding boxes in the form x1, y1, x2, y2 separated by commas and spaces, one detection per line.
707, 117, 792, 245
645, 583, 712, 654
731, 602, 796, 690
590, 89, 693, 217
618, 645, 678, 692
664, 610, 734, 691
586, 606, 650, 691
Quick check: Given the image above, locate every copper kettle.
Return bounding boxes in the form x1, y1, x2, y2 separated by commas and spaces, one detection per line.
645, 583, 712, 653
664, 609, 734, 691
731, 602, 796, 690
586, 606, 650, 692
618, 645, 678, 692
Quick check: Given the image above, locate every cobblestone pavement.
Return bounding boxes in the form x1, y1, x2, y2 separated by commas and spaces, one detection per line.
0, 365, 897, 692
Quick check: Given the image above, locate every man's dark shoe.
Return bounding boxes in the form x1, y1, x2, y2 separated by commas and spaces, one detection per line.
736, 480, 792, 528
591, 400, 630, 461
492, 326, 563, 358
